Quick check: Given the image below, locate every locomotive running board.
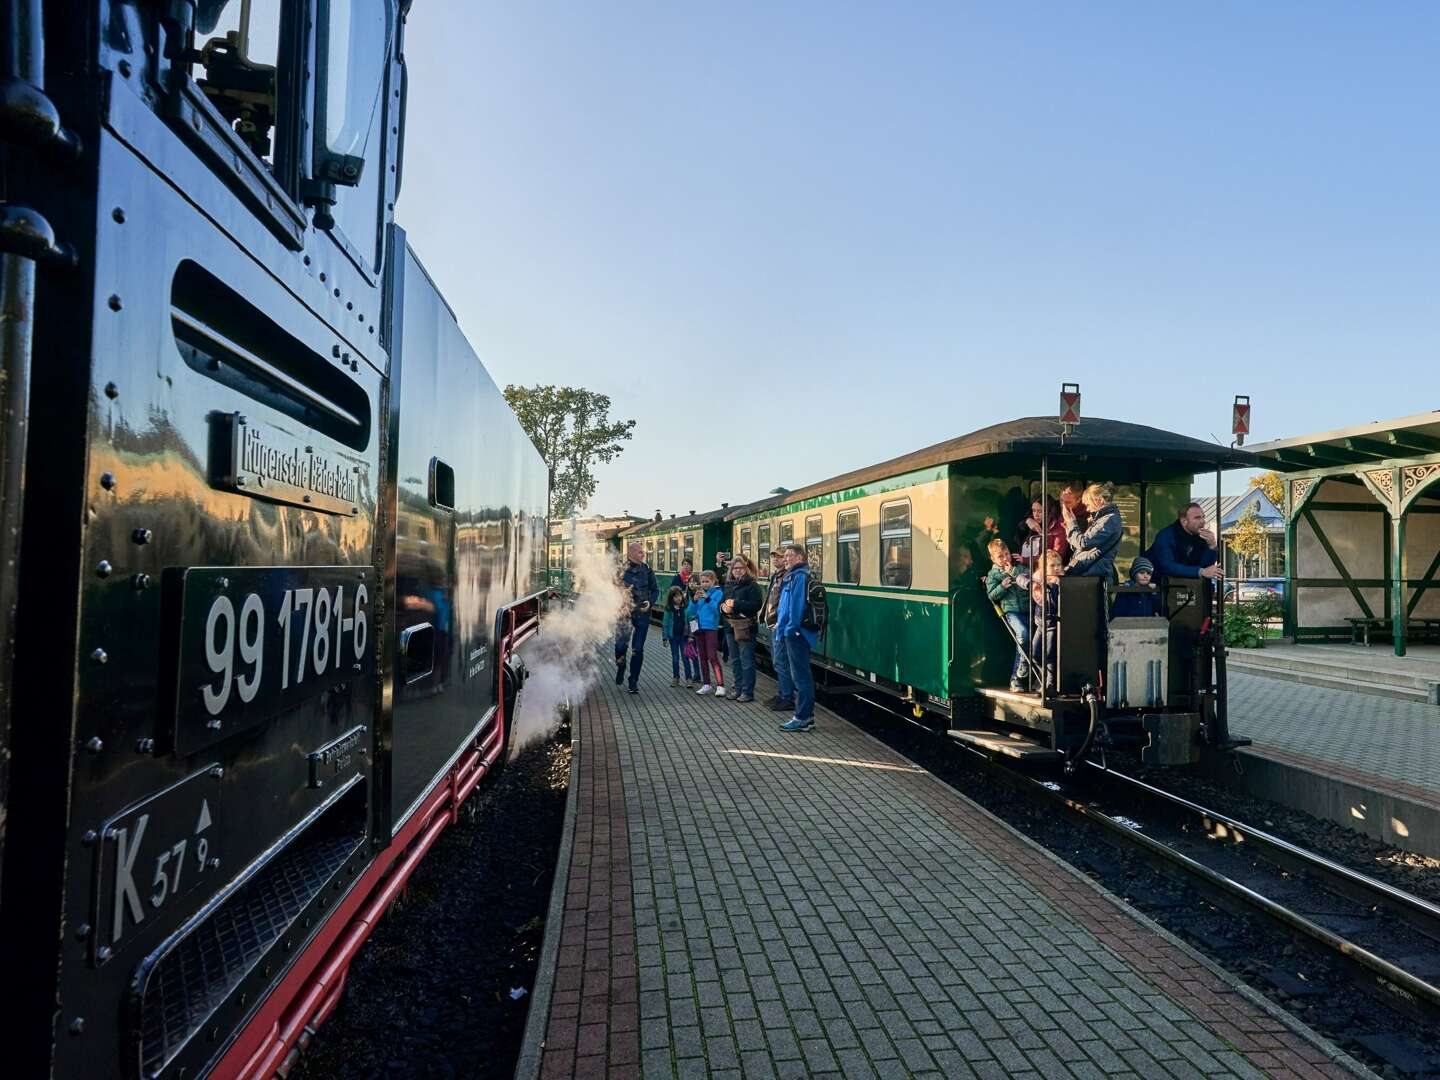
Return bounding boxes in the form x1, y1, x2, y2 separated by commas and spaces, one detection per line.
949, 729, 1062, 763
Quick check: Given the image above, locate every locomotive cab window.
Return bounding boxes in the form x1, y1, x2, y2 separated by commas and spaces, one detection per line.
188, 0, 296, 174
805, 515, 823, 579
757, 524, 771, 568
879, 500, 912, 588
837, 509, 861, 585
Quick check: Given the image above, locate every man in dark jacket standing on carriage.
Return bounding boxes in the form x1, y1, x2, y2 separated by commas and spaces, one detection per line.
616, 542, 659, 694
776, 545, 818, 732
1145, 502, 1224, 582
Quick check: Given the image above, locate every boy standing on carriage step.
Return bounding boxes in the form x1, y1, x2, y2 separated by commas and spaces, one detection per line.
616, 542, 659, 694
775, 545, 818, 732
985, 538, 1030, 692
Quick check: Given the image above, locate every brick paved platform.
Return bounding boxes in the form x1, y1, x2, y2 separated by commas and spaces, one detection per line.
521, 658, 1372, 1080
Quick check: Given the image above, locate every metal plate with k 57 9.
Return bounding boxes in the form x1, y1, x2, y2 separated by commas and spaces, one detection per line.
92, 765, 223, 963
169, 565, 375, 757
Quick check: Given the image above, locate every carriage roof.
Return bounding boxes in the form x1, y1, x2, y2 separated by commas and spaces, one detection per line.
726, 416, 1259, 520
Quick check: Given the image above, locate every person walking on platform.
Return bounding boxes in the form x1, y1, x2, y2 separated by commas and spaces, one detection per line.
776, 545, 818, 732
616, 542, 659, 694
762, 549, 794, 712
1145, 502, 1224, 582
721, 556, 764, 702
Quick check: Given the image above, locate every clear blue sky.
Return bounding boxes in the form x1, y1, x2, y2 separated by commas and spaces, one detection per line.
396, 3, 1440, 516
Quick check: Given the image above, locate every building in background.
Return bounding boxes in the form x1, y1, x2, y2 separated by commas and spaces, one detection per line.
1196, 491, 1285, 579
548, 513, 644, 588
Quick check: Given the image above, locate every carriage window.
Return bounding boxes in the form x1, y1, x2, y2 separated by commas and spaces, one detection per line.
879, 500, 912, 588
683, 534, 695, 568
779, 520, 794, 545
757, 524, 772, 568
669, 537, 679, 571
190, 0, 289, 169
805, 515, 823, 579
740, 527, 752, 561
646, 539, 655, 565
837, 509, 860, 585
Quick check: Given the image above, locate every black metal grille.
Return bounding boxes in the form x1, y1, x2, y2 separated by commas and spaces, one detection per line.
137, 788, 366, 1078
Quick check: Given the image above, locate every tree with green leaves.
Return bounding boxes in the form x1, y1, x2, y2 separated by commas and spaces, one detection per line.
503, 384, 636, 518
1249, 471, 1284, 509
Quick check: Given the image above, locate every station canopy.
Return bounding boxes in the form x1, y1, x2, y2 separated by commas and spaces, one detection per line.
732, 417, 1259, 517
1249, 410, 1440, 471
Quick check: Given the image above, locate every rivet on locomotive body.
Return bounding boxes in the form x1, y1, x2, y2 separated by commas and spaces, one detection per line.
96, 945, 112, 963
332, 344, 341, 357
100, 472, 116, 490
104, 381, 119, 397
207, 857, 220, 870
132, 528, 153, 545
136, 738, 155, 754
209, 765, 224, 780
85, 736, 104, 754
118, 59, 132, 77
82, 829, 98, 846
107, 294, 122, 311
90, 648, 108, 665
132, 573, 151, 590
215, 577, 229, 590
96, 560, 112, 578
75, 922, 91, 942
303, 494, 312, 504
68, 1017, 84, 1036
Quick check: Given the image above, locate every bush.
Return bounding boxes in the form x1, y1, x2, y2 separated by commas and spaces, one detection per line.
1223, 594, 1283, 649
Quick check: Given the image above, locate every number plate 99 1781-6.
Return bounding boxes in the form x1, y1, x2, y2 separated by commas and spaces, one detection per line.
168, 566, 376, 757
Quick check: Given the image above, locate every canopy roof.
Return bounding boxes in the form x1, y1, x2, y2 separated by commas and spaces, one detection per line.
1249, 410, 1440, 472
727, 416, 1258, 519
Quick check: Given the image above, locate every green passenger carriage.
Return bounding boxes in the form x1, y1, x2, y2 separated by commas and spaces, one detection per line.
729, 417, 1256, 767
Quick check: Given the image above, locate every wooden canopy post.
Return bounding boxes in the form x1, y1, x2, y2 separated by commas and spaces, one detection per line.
1392, 511, 1407, 657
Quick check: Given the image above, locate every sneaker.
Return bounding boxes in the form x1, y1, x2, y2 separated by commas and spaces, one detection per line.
714, 687, 726, 698
628, 686, 639, 695
768, 698, 794, 712
696, 685, 713, 695
614, 662, 625, 686
671, 676, 680, 687
735, 694, 754, 703
764, 695, 783, 707
780, 717, 815, 732
685, 680, 695, 688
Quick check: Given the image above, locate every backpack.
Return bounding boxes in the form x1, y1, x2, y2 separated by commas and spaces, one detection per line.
801, 578, 828, 636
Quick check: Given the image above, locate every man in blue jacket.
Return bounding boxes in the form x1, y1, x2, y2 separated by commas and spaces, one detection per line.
775, 545, 818, 732
616, 542, 659, 694
1144, 503, 1224, 582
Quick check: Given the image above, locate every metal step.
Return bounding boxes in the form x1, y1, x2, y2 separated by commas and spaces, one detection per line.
948, 728, 1062, 762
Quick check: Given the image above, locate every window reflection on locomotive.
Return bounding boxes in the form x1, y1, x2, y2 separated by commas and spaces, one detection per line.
837, 509, 861, 585
805, 515, 823, 579
756, 524, 771, 568
879, 500, 912, 588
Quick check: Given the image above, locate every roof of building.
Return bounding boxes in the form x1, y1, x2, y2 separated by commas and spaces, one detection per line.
1249, 409, 1440, 471
617, 494, 778, 539
727, 416, 1258, 519
1195, 491, 1283, 529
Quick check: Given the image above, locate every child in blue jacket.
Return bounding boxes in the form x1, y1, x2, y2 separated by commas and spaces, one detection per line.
686, 571, 727, 696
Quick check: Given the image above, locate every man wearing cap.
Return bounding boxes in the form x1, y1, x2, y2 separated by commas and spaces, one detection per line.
762, 549, 794, 712
1111, 556, 1162, 617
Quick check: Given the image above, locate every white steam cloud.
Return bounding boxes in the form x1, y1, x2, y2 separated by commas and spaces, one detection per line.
510, 519, 629, 750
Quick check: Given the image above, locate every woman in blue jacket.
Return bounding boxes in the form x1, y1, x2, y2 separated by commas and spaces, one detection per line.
686, 570, 727, 696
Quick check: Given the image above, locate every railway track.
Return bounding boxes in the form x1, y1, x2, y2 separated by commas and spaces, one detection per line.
829, 690, 1440, 1075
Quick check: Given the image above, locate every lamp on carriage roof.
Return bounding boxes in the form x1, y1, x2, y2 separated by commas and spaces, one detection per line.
1232, 395, 1251, 448
1059, 382, 1081, 440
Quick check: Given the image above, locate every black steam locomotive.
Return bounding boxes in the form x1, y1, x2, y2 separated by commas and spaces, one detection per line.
0, 2, 548, 1076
